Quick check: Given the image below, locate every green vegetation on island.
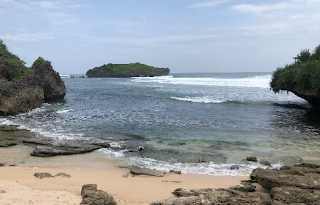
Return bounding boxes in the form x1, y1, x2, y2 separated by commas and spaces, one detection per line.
86, 63, 170, 78
270, 45, 320, 93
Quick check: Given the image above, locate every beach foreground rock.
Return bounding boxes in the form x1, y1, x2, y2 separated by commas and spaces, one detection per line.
152, 163, 320, 205
81, 184, 117, 205
250, 163, 320, 190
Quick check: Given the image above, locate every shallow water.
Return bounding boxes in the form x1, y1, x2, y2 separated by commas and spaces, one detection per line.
1, 72, 320, 175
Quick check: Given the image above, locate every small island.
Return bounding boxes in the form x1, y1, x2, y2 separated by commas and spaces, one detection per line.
270, 44, 320, 108
86, 62, 170, 78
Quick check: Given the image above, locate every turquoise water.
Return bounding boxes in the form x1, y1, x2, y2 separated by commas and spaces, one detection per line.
1, 72, 320, 175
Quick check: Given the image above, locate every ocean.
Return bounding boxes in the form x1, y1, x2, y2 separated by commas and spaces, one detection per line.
1, 72, 320, 176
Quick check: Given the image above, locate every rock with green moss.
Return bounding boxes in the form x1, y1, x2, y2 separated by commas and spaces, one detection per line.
86, 63, 170, 78
270, 44, 320, 108
0, 39, 66, 115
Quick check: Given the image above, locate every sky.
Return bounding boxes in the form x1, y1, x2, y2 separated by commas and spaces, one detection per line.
0, 0, 320, 74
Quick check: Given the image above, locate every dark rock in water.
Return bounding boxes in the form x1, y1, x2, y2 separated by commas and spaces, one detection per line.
0, 125, 37, 147
230, 182, 256, 192
260, 160, 271, 166
81, 184, 117, 205
168, 142, 186, 146
250, 165, 320, 190
34, 172, 54, 179
130, 165, 166, 177
132, 148, 227, 164
55, 173, 71, 178
31, 145, 103, 157
270, 186, 320, 205
169, 170, 181, 174
0, 57, 66, 115
230, 165, 240, 170
247, 156, 258, 162
1, 125, 112, 158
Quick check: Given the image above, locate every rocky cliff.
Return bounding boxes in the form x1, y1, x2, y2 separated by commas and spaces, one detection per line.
0, 40, 66, 115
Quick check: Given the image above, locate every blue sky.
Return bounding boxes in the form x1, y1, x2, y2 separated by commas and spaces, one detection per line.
1, 0, 320, 74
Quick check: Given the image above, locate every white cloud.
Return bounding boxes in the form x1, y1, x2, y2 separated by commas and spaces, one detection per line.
91, 34, 217, 47
289, 14, 305, 19
232, 2, 292, 13
190, 0, 228, 8
0, 33, 54, 41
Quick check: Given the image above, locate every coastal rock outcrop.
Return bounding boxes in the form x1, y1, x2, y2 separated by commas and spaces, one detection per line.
0, 39, 66, 115
250, 164, 320, 190
270, 44, 320, 108
152, 163, 320, 205
81, 184, 117, 205
152, 188, 272, 205
0, 125, 111, 157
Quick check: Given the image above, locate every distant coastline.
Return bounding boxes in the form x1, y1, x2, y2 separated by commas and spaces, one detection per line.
86, 62, 170, 78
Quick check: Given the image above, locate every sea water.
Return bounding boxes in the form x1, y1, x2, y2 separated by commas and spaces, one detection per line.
1, 72, 320, 176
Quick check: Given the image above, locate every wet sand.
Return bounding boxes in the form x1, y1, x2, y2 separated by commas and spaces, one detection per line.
0, 146, 249, 205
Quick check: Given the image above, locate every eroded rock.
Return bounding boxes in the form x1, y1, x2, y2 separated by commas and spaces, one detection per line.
251, 165, 320, 190
81, 184, 117, 205
34, 172, 54, 179
270, 186, 320, 205
130, 165, 166, 177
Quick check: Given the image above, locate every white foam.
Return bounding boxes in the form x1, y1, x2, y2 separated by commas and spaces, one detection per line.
56, 109, 71, 114
98, 148, 127, 158
132, 75, 271, 88
59, 74, 70, 78
129, 157, 282, 176
171, 97, 225, 104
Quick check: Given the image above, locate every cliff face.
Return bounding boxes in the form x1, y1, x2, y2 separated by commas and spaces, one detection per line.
0, 40, 66, 115
86, 63, 170, 78
289, 88, 320, 108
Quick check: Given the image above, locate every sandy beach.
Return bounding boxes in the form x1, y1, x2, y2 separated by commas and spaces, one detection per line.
0, 146, 249, 205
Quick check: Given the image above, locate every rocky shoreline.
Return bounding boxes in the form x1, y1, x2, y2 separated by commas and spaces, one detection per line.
1, 125, 320, 204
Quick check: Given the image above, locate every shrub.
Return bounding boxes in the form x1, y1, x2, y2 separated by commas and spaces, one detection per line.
271, 45, 320, 93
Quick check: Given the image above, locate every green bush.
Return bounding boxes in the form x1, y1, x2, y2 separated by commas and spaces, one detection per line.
270, 45, 320, 93
0, 39, 33, 81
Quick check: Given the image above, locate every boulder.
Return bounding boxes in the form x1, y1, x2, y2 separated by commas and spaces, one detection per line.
130, 165, 166, 177
81, 184, 117, 205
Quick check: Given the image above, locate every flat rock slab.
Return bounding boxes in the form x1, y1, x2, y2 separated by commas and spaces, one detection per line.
153, 188, 272, 205
34, 172, 71, 179
270, 186, 320, 205
130, 165, 166, 177
251, 166, 320, 190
